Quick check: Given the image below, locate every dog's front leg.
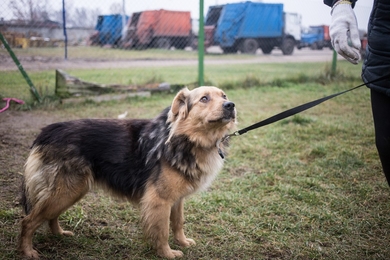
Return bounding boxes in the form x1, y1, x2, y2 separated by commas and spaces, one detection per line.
171, 198, 196, 247
141, 189, 184, 259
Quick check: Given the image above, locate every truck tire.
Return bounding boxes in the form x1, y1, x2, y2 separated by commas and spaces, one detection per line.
173, 38, 188, 49
281, 38, 295, 55
261, 45, 273, 54
241, 39, 258, 54
222, 46, 237, 54
156, 38, 171, 49
311, 42, 318, 50
190, 37, 198, 50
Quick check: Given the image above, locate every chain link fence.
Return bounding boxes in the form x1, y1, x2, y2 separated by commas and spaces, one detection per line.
0, 0, 307, 56
0, 0, 206, 102
0, 1, 200, 53
0, 0, 371, 63
0, 1, 316, 104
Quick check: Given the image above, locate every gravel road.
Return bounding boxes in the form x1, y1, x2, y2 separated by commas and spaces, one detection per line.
0, 48, 342, 72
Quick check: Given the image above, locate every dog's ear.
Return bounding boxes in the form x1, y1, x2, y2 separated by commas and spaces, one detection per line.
168, 87, 190, 122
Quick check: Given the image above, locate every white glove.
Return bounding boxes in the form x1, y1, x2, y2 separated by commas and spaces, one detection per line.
330, 2, 361, 64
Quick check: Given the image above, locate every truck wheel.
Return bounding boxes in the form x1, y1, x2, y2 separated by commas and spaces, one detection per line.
222, 47, 237, 54
241, 39, 258, 54
281, 38, 295, 55
173, 38, 188, 49
261, 45, 273, 54
156, 38, 171, 49
191, 38, 198, 50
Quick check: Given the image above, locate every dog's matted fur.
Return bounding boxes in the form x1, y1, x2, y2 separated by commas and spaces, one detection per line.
19, 86, 236, 259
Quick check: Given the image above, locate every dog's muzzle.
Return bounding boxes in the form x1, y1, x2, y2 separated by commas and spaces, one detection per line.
223, 101, 236, 120
223, 101, 235, 111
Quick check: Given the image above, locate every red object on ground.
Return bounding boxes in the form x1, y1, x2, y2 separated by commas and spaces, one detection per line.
0, 98, 25, 113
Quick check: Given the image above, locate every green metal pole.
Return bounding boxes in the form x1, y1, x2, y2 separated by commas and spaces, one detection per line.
331, 49, 337, 77
0, 32, 42, 102
198, 0, 205, 86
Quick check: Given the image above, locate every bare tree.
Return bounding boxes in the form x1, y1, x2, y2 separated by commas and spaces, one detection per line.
52, 0, 74, 24
8, 0, 101, 28
109, 3, 122, 14
72, 7, 101, 28
8, 0, 50, 21
52, 6, 101, 28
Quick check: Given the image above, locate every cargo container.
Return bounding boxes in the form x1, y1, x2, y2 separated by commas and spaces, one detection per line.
122, 9, 192, 49
204, 2, 301, 55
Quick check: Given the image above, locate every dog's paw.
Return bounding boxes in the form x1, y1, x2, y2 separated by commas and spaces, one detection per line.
61, 230, 74, 237
157, 248, 184, 259
175, 237, 196, 247
22, 249, 40, 259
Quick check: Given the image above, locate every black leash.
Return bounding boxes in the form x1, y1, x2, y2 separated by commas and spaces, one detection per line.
225, 74, 390, 140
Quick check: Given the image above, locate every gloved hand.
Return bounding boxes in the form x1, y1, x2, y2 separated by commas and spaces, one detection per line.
330, 1, 361, 64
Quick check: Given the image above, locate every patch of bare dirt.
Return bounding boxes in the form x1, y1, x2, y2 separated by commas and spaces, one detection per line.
0, 110, 62, 208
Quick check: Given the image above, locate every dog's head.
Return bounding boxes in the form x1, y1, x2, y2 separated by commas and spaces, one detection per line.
167, 86, 236, 146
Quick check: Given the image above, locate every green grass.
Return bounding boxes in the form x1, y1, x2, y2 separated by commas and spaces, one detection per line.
1, 60, 390, 259
1, 58, 360, 105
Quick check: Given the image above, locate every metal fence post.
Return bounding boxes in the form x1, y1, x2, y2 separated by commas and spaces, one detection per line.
198, 0, 204, 86
0, 32, 42, 103
62, 0, 68, 60
331, 50, 337, 77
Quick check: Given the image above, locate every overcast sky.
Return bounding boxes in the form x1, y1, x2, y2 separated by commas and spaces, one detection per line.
1, 0, 373, 30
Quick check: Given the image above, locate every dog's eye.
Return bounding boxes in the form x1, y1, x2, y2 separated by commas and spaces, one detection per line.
222, 94, 227, 99
200, 96, 209, 103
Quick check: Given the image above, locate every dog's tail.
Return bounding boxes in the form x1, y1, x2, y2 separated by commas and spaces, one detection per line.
20, 178, 32, 214
20, 148, 36, 215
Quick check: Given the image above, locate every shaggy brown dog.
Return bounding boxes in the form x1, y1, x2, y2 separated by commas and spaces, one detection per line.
19, 86, 236, 259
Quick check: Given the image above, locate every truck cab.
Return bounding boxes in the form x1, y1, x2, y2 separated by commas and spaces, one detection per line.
91, 14, 129, 46
298, 25, 331, 50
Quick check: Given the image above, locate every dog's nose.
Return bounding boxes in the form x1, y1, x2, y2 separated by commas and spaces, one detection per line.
223, 101, 235, 111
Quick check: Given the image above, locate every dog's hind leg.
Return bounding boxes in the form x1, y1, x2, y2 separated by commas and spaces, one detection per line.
20, 183, 90, 258
19, 184, 90, 258
49, 218, 74, 237
46, 176, 91, 237
171, 198, 195, 247
20, 151, 93, 258
19, 210, 46, 259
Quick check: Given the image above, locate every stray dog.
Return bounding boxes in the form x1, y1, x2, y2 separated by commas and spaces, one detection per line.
19, 86, 236, 259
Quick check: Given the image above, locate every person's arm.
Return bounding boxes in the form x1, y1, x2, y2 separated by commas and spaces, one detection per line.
324, 0, 357, 8
324, 0, 361, 64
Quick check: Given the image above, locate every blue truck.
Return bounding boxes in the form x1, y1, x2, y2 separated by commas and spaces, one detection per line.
204, 1, 301, 55
89, 14, 129, 46
298, 25, 332, 50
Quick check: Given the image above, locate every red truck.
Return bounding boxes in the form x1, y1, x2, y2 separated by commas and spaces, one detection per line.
122, 9, 192, 50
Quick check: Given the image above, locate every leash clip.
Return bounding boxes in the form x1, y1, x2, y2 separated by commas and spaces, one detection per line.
221, 131, 241, 143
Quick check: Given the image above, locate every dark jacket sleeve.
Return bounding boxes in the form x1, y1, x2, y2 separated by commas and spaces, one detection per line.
323, 0, 357, 8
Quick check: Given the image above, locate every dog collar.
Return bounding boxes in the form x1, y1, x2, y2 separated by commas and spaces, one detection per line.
218, 148, 225, 159
216, 139, 225, 159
